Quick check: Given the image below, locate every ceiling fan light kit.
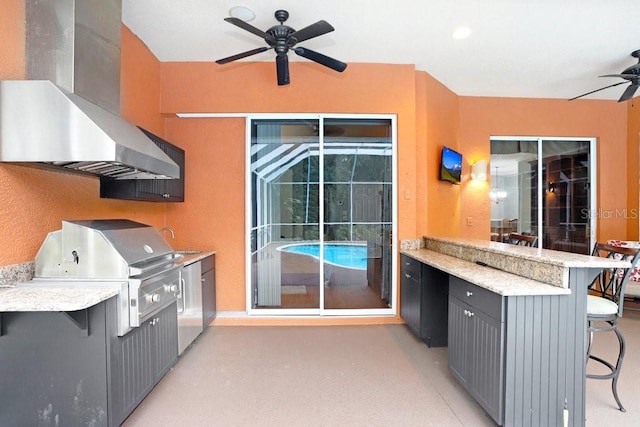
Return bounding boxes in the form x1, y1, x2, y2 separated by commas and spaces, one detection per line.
216, 9, 347, 86
570, 49, 640, 102
228, 6, 255, 22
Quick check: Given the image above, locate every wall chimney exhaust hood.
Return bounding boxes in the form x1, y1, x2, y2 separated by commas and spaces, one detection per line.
0, 0, 179, 180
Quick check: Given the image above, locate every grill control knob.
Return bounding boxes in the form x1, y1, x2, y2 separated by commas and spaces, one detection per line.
166, 284, 179, 293
147, 293, 161, 303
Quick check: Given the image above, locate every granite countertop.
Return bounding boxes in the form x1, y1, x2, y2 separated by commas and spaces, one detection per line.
176, 250, 216, 266
0, 250, 215, 313
402, 249, 570, 296
0, 282, 120, 312
427, 237, 627, 268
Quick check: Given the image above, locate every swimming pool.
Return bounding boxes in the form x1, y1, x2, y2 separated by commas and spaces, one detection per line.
278, 243, 367, 270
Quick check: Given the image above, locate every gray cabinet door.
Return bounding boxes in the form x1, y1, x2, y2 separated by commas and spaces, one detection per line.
152, 302, 178, 381
112, 316, 155, 424
111, 302, 177, 425
400, 255, 449, 347
400, 266, 422, 337
468, 305, 503, 424
447, 296, 470, 387
448, 290, 504, 425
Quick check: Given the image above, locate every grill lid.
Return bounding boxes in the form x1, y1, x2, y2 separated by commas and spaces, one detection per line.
35, 219, 176, 279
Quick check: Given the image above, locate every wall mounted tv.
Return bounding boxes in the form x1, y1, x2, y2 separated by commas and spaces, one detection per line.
439, 146, 462, 184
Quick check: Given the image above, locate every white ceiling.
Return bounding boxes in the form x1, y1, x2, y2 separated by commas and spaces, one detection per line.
122, 0, 640, 101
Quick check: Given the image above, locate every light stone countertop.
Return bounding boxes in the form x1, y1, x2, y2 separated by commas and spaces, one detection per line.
0, 250, 216, 313
421, 236, 630, 289
402, 249, 571, 296
0, 282, 120, 312
176, 250, 216, 266
427, 237, 627, 268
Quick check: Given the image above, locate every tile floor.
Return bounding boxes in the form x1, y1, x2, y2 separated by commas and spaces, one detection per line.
122, 310, 640, 427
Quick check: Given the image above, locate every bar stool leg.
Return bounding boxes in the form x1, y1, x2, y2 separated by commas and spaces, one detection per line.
611, 325, 626, 412
586, 319, 626, 412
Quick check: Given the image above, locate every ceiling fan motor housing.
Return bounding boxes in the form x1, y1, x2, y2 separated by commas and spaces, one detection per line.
267, 25, 296, 55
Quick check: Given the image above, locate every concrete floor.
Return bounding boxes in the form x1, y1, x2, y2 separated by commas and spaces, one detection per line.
122, 311, 640, 426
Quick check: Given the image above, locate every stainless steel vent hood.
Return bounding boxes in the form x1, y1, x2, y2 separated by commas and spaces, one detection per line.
0, 0, 179, 180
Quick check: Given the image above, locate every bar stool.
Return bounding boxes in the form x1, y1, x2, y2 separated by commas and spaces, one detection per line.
587, 242, 640, 412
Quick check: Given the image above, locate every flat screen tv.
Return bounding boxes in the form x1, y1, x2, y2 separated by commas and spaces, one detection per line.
439, 146, 462, 184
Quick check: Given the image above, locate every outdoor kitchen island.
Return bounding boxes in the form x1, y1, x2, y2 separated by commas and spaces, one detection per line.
0, 286, 177, 427
401, 237, 629, 427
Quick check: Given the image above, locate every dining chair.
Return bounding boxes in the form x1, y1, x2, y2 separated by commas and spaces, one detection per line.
587, 242, 640, 412
507, 232, 538, 247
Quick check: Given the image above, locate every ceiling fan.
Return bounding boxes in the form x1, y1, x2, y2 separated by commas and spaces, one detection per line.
570, 49, 640, 102
215, 9, 347, 86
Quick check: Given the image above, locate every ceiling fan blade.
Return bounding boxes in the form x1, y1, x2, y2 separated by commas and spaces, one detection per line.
276, 55, 290, 85
223, 17, 268, 39
568, 81, 629, 101
618, 84, 639, 102
288, 20, 334, 45
215, 47, 269, 64
599, 73, 637, 80
293, 47, 347, 72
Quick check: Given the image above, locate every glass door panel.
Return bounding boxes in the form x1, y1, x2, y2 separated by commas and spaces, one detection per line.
490, 138, 594, 255
322, 118, 393, 310
250, 119, 320, 309
541, 140, 591, 254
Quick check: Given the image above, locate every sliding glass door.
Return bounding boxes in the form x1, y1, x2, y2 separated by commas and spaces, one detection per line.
490, 137, 596, 254
248, 115, 396, 315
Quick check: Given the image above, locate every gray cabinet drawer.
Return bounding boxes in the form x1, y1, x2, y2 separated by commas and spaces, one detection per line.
449, 276, 503, 321
400, 254, 421, 278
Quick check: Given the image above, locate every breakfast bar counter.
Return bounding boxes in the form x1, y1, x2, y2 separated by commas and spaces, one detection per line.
400, 237, 629, 427
401, 249, 571, 296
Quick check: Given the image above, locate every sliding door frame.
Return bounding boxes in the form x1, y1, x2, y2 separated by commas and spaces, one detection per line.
246, 113, 398, 317
490, 136, 597, 252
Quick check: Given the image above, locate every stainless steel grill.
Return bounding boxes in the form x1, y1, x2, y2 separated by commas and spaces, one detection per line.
33, 219, 181, 335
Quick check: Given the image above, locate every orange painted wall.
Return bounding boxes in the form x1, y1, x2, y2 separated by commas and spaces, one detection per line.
121, 27, 165, 136
422, 72, 464, 237
0, 0, 24, 79
159, 61, 420, 313
163, 117, 246, 311
458, 97, 629, 241
414, 73, 428, 237
627, 103, 640, 239
0, 22, 168, 266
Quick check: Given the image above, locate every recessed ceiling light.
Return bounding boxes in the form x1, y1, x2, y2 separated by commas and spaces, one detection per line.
452, 26, 472, 40
229, 6, 256, 22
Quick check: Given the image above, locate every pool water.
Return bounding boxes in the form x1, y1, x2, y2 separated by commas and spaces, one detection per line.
279, 243, 367, 270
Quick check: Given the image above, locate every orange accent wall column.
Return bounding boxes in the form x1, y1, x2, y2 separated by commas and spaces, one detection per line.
422, 72, 463, 237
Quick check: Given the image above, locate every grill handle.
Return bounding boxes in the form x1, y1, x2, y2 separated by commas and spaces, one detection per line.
129, 253, 184, 276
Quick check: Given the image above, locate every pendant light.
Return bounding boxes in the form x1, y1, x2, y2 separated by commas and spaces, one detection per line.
489, 166, 507, 204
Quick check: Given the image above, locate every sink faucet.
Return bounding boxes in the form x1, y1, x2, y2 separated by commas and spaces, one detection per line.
159, 226, 175, 239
